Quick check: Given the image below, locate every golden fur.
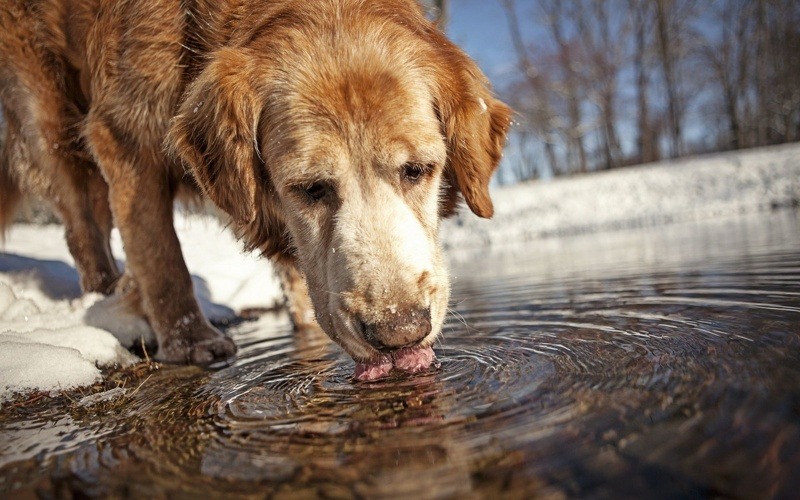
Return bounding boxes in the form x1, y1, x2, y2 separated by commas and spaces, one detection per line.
0, 0, 511, 365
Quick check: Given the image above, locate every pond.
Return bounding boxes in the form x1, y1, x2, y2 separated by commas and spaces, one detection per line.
1, 211, 799, 497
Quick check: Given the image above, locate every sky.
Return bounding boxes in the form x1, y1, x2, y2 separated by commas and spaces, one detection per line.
444, 0, 519, 84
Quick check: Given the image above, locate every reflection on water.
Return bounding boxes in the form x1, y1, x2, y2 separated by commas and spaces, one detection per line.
2, 212, 800, 497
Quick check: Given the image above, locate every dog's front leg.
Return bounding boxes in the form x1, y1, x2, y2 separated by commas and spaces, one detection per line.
85, 118, 236, 366
274, 259, 318, 331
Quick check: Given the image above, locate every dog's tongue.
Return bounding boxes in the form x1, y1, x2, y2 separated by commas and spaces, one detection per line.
353, 356, 393, 381
354, 347, 436, 382
392, 346, 436, 374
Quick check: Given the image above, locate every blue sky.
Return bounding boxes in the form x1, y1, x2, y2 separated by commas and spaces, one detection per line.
445, 0, 522, 86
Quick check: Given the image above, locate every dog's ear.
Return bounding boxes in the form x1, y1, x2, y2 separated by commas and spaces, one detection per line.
432, 43, 512, 219
168, 48, 264, 224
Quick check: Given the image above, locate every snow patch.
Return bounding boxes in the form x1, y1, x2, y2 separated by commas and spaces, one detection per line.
0, 342, 100, 395
83, 294, 155, 349
0, 282, 137, 402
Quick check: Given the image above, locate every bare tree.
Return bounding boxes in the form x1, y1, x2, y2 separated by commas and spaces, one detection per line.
576, 0, 626, 169
434, 0, 449, 29
755, 0, 770, 146
540, 0, 588, 173
760, 0, 800, 144
495, 0, 800, 182
655, 0, 680, 157
419, 0, 449, 29
697, 1, 753, 150
628, 0, 659, 163
501, 0, 562, 176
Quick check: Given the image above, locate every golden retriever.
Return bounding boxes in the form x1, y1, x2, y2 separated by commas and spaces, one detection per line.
0, 0, 510, 379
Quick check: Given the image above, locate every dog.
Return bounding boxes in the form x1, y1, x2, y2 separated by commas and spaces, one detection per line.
0, 0, 510, 379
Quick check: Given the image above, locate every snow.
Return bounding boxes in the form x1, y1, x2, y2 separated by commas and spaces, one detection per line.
168, 214, 283, 314
0, 214, 281, 402
2, 143, 800, 400
443, 143, 800, 260
0, 282, 137, 399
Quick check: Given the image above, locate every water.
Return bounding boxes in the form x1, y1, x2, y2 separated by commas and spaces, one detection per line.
2, 212, 800, 498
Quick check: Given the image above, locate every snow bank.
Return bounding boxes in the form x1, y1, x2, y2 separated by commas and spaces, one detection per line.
442, 143, 800, 260
0, 282, 137, 401
1, 143, 800, 399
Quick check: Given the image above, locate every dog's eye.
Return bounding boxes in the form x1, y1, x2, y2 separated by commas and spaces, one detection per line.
303, 181, 330, 202
401, 162, 430, 184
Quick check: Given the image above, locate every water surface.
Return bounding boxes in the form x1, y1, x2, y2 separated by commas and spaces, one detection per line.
2, 212, 799, 498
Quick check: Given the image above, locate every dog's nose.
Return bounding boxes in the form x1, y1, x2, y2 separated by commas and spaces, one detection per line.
359, 307, 431, 351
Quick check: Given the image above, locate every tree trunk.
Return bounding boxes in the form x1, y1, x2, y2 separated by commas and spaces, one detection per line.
655, 0, 683, 158
755, 0, 770, 146
632, 1, 656, 163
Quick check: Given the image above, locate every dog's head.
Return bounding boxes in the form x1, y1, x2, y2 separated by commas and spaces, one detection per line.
168, 1, 510, 366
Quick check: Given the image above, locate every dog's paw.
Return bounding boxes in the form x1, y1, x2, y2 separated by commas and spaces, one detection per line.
188, 336, 237, 367
156, 326, 237, 367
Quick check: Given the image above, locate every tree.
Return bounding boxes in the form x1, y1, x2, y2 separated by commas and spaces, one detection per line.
697, 1, 753, 150
540, 0, 589, 173
501, 0, 562, 176
419, 0, 449, 29
495, 0, 800, 182
628, 0, 660, 164
433, 0, 449, 29
755, 0, 770, 146
756, 0, 800, 145
655, 0, 680, 157
575, 0, 627, 169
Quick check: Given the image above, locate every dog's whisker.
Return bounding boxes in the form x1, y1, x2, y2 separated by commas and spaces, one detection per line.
447, 306, 470, 330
